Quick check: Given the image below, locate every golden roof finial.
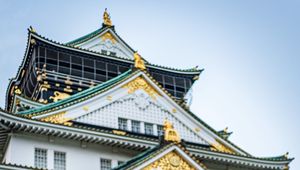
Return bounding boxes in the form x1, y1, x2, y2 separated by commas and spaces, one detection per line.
224, 127, 228, 133
29, 26, 36, 33
103, 8, 112, 26
284, 152, 289, 158
134, 52, 146, 70
163, 119, 181, 143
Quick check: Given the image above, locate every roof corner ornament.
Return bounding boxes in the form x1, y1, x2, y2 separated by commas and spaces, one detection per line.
103, 8, 113, 26
164, 119, 181, 143
14, 86, 21, 95
134, 52, 146, 70
29, 26, 36, 33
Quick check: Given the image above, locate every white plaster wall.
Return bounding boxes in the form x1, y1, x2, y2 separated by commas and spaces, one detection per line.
7, 133, 139, 170
75, 92, 208, 144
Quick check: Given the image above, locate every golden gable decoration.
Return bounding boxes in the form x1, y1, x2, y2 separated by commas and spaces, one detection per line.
40, 111, 72, 126
164, 119, 181, 143
122, 77, 159, 99
143, 151, 195, 170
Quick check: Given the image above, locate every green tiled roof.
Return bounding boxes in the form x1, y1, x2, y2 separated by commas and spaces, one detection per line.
66, 26, 108, 46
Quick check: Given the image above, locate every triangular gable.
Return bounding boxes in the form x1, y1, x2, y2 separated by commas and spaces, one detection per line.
67, 26, 135, 59
114, 143, 206, 170
24, 70, 247, 155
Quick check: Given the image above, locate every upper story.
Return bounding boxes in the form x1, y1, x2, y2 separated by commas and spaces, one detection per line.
5, 9, 202, 113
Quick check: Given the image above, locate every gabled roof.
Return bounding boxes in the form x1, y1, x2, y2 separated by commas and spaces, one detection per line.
6, 28, 202, 110
16, 69, 248, 156
114, 142, 207, 170
66, 25, 136, 53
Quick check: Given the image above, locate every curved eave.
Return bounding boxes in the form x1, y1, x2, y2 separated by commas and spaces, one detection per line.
0, 109, 293, 169
5, 30, 36, 111
66, 25, 136, 54
17, 69, 244, 156
35, 30, 202, 75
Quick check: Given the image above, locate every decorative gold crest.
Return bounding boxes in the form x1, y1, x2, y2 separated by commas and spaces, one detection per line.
49, 91, 70, 102
164, 119, 181, 143
143, 151, 195, 170
101, 32, 117, 44
122, 77, 159, 99
134, 52, 146, 70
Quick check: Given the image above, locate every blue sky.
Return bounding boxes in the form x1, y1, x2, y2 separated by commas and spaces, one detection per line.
0, 0, 299, 169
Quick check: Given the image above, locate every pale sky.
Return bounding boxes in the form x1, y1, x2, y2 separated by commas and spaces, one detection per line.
0, 0, 299, 169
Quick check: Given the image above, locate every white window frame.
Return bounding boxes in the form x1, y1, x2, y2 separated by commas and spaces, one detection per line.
54, 151, 66, 170
34, 148, 47, 169
131, 120, 141, 133
144, 123, 154, 135
118, 118, 128, 130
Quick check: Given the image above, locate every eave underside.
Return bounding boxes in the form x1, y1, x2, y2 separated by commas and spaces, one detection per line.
0, 110, 292, 170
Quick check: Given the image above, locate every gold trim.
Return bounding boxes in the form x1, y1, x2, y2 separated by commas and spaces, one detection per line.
112, 130, 126, 136
172, 108, 177, 113
30, 39, 36, 45
193, 75, 199, 80
49, 91, 70, 102
65, 77, 73, 85
210, 142, 234, 154
64, 86, 73, 93
40, 111, 72, 126
83, 106, 89, 112
106, 96, 112, 101
194, 128, 200, 132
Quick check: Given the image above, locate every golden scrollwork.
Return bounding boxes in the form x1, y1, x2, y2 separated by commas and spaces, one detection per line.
38, 98, 48, 104
101, 32, 117, 44
210, 142, 234, 154
103, 8, 112, 26
65, 77, 73, 85
40, 111, 72, 126
134, 52, 146, 70
143, 151, 195, 170
14, 88, 21, 95
49, 91, 70, 102
122, 77, 159, 99
164, 119, 181, 143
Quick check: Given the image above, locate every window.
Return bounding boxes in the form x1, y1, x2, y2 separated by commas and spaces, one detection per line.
131, 120, 140, 133
54, 151, 66, 170
118, 118, 127, 130
118, 161, 124, 165
157, 125, 164, 136
34, 148, 47, 169
145, 123, 153, 135
100, 158, 111, 170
